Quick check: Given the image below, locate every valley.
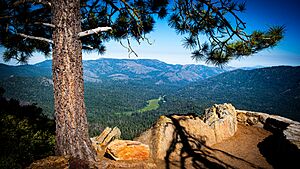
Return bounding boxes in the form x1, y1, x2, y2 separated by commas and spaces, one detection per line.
138, 98, 160, 113
0, 59, 299, 139
119, 97, 162, 116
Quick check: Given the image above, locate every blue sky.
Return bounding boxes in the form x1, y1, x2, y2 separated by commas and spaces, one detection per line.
1, 0, 300, 67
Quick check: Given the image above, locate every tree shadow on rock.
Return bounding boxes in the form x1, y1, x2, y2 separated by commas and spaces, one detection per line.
165, 114, 260, 169
258, 118, 300, 169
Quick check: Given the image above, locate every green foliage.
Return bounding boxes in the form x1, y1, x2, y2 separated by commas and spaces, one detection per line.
0, 76, 174, 139
89, 109, 163, 140
0, 0, 283, 65
1, 66, 299, 140
0, 76, 54, 116
138, 98, 160, 113
169, 0, 284, 66
116, 97, 161, 115
0, 0, 168, 61
173, 66, 300, 121
0, 0, 52, 63
0, 88, 55, 169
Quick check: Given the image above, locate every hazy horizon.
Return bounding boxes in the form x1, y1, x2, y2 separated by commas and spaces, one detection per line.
1, 56, 299, 69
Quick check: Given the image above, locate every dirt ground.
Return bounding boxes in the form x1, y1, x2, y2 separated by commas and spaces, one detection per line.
210, 124, 272, 169
27, 124, 274, 169
103, 124, 273, 169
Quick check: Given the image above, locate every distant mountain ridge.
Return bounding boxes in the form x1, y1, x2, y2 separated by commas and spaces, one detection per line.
0, 58, 228, 85
1, 60, 299, 139
171, 66, 300, 121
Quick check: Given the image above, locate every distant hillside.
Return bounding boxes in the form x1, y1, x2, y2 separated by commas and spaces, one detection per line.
0, 63, 51, 78
82, 59, 227, 84
1, 59, 299, 138
0, 76, 170, 116
0, 59, 227, 85
0, 75, 174, 139
168, 66, 300, 121
0, 59, 227, 139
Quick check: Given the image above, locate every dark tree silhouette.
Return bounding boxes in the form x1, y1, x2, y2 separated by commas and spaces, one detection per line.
0, 87, 55, 169
0, 0, 284, 162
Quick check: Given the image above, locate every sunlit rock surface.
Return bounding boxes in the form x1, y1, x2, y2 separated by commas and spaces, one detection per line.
106, 140, 150, 161
135, 103, 238, 160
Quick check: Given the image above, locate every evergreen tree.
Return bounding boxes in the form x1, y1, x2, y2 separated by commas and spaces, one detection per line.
0, 0, 284, 162
0, 87, 55, 169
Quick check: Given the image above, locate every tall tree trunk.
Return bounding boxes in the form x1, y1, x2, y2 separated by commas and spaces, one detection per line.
51, 0, 97, 162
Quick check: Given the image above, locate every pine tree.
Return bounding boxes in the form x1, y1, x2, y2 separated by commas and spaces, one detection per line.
0, 0, 284, 162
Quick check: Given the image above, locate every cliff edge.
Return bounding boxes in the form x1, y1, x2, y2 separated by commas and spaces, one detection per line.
135, 103, 300, 168
27, 103, 300, 169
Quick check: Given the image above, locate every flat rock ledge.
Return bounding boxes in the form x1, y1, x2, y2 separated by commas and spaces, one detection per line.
237, 110, 300, 149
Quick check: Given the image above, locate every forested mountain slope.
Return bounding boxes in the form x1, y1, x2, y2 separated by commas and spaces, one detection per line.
1, 60, 299, 138
167, 66, 300, 121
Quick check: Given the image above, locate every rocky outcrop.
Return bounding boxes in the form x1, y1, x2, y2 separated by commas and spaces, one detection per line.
91, 127, 150, 161
203, 103, 237, 143
135, 103, 238, 160
284, 123, 300, 148
237, 110, 300, 168
237, 110, 300, 149
91, 127, 121, 154
106, 140, 150, 161
136, 104, 300, 161
236, 110, 270, 127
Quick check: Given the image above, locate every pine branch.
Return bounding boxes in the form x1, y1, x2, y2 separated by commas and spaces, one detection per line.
82, 45, 93, 49
34, 22, 55, 28
87, 0, 101, 14
106, 1, 120, 11
13, 0, 51, 6
203, 2, 249, 42
78, 27, 112, 38
120, 0, 141, 21
120, 39, 139, 58
17, 33, 53, 44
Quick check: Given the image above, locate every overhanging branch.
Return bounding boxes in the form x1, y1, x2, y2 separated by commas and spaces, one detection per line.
82, 45, 93, 49
34, 22, 55, 28
17, 33, 53, 44
78, 27, 112, 38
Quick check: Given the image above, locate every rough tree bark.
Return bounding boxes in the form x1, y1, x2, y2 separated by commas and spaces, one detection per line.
52, 0, 97, 162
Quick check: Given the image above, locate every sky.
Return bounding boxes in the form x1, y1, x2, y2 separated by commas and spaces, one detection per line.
1, 0, 300, 67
